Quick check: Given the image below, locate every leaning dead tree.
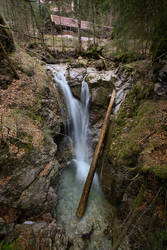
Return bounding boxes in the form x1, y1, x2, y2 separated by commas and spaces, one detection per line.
76, 89, 116, 218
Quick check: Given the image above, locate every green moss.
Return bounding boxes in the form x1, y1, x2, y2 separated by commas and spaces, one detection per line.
133, 81, 154, 101
134, 184, 145, 209
110, 51, 144, 63
147, 229, 167, 250
8, 137, 33, 154
86, 75, 94, 82
136, 101, 155, 121
109, 83, 156, 170
39, 86, 50, 97
0, 140, 9, 156
84, 44, 103, 59
122, 63, 134, 72
161, 123, 167, 132
119, 140, 141, 167
26, 110, 42, 123
0, 240, 17, 250
115, 111, 127, 126
142, 165, 167, 179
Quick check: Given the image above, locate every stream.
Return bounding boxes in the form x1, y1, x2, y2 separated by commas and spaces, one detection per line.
47, 63, 132, 249
48, 65, 113, 249
57, 165, 113, 249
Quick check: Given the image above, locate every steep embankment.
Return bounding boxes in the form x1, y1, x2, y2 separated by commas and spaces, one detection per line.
101, 59, 167, 249
0, 45, 68, 248
1, 28, 167, 249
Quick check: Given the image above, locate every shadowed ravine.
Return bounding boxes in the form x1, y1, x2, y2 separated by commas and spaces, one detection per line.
49, 65, 114, 249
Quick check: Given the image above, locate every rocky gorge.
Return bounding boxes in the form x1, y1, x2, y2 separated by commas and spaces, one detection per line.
0, 41, 167, 250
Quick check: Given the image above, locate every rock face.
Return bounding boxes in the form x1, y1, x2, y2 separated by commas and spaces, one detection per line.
86, 71, 115, 109
2, 48, 166, 249
100, 63, 167, 249
8, 221, 68, 249
0, 49, 66, 246
153, 56, 167, 97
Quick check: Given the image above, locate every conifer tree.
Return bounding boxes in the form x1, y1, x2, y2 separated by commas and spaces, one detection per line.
110, 0, 167, 59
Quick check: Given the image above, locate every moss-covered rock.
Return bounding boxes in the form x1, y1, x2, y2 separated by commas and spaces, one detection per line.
101, 74, 167, 249
142, 165, 167, 179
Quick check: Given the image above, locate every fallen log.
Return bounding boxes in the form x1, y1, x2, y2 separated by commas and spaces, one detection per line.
76, 88, 116, 218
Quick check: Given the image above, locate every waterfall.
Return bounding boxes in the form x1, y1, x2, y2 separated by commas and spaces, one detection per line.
51, 67, 97, 183
49, 66, 113, 250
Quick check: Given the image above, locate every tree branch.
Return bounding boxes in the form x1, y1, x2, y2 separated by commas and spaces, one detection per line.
0, 24, 45, 40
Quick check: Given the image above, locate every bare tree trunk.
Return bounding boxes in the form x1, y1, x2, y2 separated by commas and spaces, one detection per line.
76, 89, 116, 219
77, 0, 82, 53
52, 22, 55, 51
0, 40, 19, 79
92, 3, 96, 46
28, 1, 45, 48
38, 0, 45, 46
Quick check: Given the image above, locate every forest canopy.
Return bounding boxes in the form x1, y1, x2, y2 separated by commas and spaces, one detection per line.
110, 0, 167, 58
0, 0, 167, 59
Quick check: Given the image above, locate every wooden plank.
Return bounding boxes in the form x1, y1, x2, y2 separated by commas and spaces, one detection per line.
76, 89, 116, 218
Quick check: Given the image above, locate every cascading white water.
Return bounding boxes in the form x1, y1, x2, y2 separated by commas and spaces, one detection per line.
51, 67, 97, 183
47, 65, 114, 249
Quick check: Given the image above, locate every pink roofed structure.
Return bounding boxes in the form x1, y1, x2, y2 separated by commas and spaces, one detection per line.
51, 15, 92, 31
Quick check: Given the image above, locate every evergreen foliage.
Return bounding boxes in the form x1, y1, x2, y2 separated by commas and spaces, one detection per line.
110, 0, 167, 58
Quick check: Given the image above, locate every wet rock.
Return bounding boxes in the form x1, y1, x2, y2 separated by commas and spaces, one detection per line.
16, 159, 60, 216
70, 83, 81, 99
159, 64, 167, 81
68, 67, 86, 83
154, 82, 167, 96
76, 222, 94, 239
0, 155, 60, 214
86, 72, 101, 85
91, 87, 110, 106
78, 57, 88, 67
86, 70, 116, 87
69, 58, 88, 68
154, 83, 161, 92
95, 59, 105, 71
70, 238, 86, 250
